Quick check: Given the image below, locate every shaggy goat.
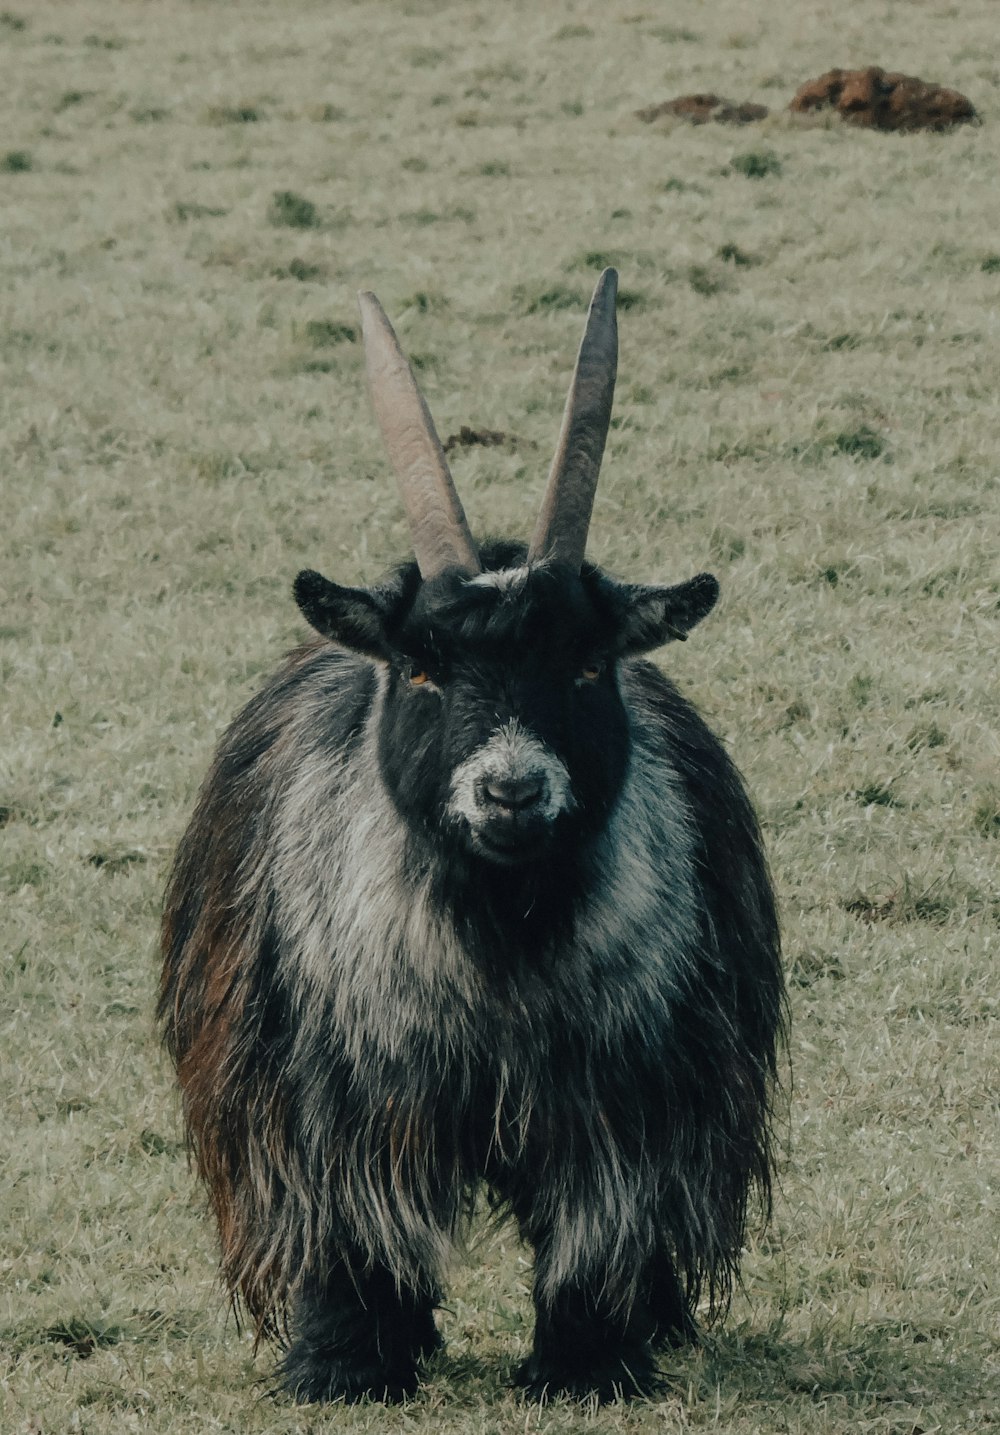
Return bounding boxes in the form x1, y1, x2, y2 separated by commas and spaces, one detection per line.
160, 269, 784, 1405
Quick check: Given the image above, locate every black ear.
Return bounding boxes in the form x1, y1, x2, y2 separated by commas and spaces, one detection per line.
293, 570, 392, 658
611, 572, 720, 655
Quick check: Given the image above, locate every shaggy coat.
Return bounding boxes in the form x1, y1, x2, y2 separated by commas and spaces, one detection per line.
160, 274, 784, 1405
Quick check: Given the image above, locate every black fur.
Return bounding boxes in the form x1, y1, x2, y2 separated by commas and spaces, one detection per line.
160, 539, 784, 1405
279, 1263, 442, 1404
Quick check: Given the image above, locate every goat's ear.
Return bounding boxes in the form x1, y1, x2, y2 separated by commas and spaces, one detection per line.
611, 572, 720, 655
293, 570, 392, 658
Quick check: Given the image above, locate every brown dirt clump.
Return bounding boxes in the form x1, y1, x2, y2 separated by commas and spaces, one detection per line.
636, 94, 769, 126
789, 67, 977, 131
442, 425, 518, 453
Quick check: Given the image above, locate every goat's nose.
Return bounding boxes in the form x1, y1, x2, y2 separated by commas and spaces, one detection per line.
482, 773, 546, 812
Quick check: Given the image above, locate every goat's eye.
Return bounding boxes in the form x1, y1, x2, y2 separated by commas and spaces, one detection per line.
580, 661, 604, 682
409, 668, 430, 687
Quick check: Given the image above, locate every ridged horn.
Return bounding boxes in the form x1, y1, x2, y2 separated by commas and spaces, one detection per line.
357, 291, 481, 580
528, 268, 618, 569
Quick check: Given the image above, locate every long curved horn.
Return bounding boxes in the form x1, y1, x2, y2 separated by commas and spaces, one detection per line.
357, 291, 481, 580
528, 268, 618, 569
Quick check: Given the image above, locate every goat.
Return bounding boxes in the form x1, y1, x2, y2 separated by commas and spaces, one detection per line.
159, 269, 784, 1405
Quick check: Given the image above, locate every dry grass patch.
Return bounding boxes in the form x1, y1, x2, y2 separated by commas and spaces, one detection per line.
2, 0, 999, 1430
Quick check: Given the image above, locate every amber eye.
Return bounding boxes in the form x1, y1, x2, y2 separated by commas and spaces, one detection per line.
409, 668, 430, 687
580, 661, 603, 682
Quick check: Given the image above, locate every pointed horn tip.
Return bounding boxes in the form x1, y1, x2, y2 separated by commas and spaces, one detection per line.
593, 267, 618, 301
357, 289, 387, 327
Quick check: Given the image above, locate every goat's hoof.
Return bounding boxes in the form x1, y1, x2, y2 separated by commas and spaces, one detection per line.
279, 1353, 420, 1405
513, 1348, 661, 1404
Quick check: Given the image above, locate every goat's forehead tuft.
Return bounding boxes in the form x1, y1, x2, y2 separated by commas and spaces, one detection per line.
465, 565, 531, 595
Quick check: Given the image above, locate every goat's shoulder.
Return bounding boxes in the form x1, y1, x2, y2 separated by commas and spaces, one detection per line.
620, 655, 769, 872
622, 658, 749, 797
215, 639, 377, 777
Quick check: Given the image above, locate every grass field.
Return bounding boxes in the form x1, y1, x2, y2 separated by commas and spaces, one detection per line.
2, 1, 998, 1431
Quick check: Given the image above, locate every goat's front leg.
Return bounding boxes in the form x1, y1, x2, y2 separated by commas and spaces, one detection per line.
645, 1245, 698, 1349
515, 1270, 660, 1404
279, 1260, 441, 1404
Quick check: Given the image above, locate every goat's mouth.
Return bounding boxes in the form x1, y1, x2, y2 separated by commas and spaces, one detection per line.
467, 817, 553, 867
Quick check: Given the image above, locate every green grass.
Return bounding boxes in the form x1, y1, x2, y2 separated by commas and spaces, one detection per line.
269, 189, 322, 229
728, 149, 783, 179
2, 0, 999, 1431
1, 148, 33, 172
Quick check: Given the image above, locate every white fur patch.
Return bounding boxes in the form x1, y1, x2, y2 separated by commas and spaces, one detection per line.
465, 566, 530, 594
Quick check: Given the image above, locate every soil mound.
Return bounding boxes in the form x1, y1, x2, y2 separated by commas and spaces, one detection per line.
789, 67, 976, 131
442, 426, 518, 454
636, 94, 769, 126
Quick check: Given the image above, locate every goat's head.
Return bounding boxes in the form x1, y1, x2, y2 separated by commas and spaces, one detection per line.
294, 271, 719, 865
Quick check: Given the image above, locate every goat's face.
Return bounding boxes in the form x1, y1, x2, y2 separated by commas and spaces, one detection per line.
380, 552, 624, 865
295, 542, 719, 866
